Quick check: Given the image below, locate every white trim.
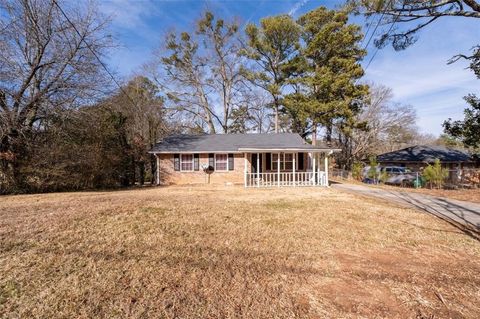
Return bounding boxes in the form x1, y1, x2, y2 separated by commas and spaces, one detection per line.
149, 149, 341, 154
293, 154, 296, 187
238, 148, 341, 152
180, 154, 194, 172
257, 153, 260, 188
272, 152, 294, 171
156, 154, 160, 185
150, 151, 243, 154
324, 153, 329, 186
277, 152, 280, 187
214, 153, 229, 171
244, 153, 247, 187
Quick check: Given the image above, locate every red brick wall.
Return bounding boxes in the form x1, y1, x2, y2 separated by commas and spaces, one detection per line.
157, 152, 324, 185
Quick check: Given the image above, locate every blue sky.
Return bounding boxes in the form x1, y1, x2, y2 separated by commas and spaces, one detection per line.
99, 0, 480, 136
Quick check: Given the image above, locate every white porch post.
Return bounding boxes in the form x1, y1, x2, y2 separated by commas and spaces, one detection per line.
257, 152, 260, 188
312, 152, 316, 186
156, 154, 160, 185
293, 153, 296, 187
317, 153, 322, 185
277, 152, 280, 187
244, 153, 247, 187
324, 152, 329, 187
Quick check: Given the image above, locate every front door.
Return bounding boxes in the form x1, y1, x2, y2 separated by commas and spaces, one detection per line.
251, 154, 263, 176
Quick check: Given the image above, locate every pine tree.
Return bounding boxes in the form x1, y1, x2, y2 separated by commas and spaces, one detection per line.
284, 7, 368, 144
241, 15, 301, 132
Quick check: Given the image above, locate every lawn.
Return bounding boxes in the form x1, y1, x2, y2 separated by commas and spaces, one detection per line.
1, 186, 479, 318
332, 177, 480, 204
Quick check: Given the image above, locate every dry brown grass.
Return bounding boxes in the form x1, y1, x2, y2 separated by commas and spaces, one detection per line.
332, 177, 480, 204
407, 188, 480, 204
1, 186, 479, 318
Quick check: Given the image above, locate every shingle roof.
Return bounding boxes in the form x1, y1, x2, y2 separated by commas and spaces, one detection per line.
150, 133, 337, 153
377, 145, 473, 163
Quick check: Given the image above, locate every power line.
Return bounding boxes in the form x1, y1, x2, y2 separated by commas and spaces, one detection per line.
358, 0, 399, 74
51, 0, 137, 108
364, 15, 399, 72
361, 0, 394, 52
359, 17, 374, 48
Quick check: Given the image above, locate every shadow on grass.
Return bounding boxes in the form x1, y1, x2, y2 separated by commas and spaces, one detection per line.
333, 182, 480, 242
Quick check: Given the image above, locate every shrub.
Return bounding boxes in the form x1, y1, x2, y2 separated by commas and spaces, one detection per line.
379, 170, 389, 184
423, 159, 448, 189
352, 162, 363, 180
367, 156, 379, 182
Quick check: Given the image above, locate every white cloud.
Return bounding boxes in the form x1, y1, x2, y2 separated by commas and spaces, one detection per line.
99, 0, 159, 29
289, 0, 309, 16
363, 17, 479, 135
366, 55, 476, 101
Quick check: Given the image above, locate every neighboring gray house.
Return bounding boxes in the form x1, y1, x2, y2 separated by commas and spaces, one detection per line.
376, 145, 477, 170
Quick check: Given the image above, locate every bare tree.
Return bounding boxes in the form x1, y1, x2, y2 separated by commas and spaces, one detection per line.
336, 83, 419, 166
240, 89, 274, 133
106, 76, 168, 185
151, 12, 246, 134
0, 0, 112, 192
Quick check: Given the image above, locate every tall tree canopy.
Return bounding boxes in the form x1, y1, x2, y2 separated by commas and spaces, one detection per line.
242, 15, 301, 133
443, 94, 480, 149
350, 0, 480, 150
339, 83, 418, 165
105, 76, 167, 185
0, 0, 112, 192
349, 0, 480, 75
153, 12, 246, 134
284, 7, 368, 144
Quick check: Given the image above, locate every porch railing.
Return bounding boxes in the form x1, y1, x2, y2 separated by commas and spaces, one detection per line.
245, 171, 327, 187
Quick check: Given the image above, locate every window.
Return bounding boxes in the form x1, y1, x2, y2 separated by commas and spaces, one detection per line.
215, 153, 228, 171
272, 153, 280, 170
271, 153, 295, 171
180, 154, 193, 171
284, 153, 293, 170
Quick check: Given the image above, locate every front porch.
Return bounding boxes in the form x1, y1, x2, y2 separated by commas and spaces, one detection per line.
243, 151, 331, 187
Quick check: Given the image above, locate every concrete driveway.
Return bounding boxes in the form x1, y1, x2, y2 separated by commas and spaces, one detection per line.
332, 183, 480, 239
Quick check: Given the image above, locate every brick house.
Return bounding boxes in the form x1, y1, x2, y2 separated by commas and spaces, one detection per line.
149, 133, 340, 187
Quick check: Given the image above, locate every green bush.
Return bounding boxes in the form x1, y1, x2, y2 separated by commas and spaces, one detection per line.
367, 156, 379, 181
423, 159, 448, 189
352, 162, 363, 180
379, 170, 389, 183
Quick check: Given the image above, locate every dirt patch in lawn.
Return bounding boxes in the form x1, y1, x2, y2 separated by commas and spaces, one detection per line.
0, 186, 479, 318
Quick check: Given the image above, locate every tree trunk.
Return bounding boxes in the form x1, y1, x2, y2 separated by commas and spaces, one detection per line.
0, 131, 25, 193
150, 153, 157, 185
131, 155, 136, 186
311, 123, 317, 146
273, 96, 280, 133
326, 123, 333, 145
274, 104, 279, 133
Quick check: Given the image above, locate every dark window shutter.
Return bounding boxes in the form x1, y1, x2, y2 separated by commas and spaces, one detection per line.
297, 153, 304, 170
209, 153, 215, 170
228, 154, 234, 171
174, 154, 180, 171
266, 153, 271, 170
194, 154, 199, 171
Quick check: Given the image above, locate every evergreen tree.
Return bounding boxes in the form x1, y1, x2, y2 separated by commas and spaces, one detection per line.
284, 7, 368, 144
242, 15, 301, 132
